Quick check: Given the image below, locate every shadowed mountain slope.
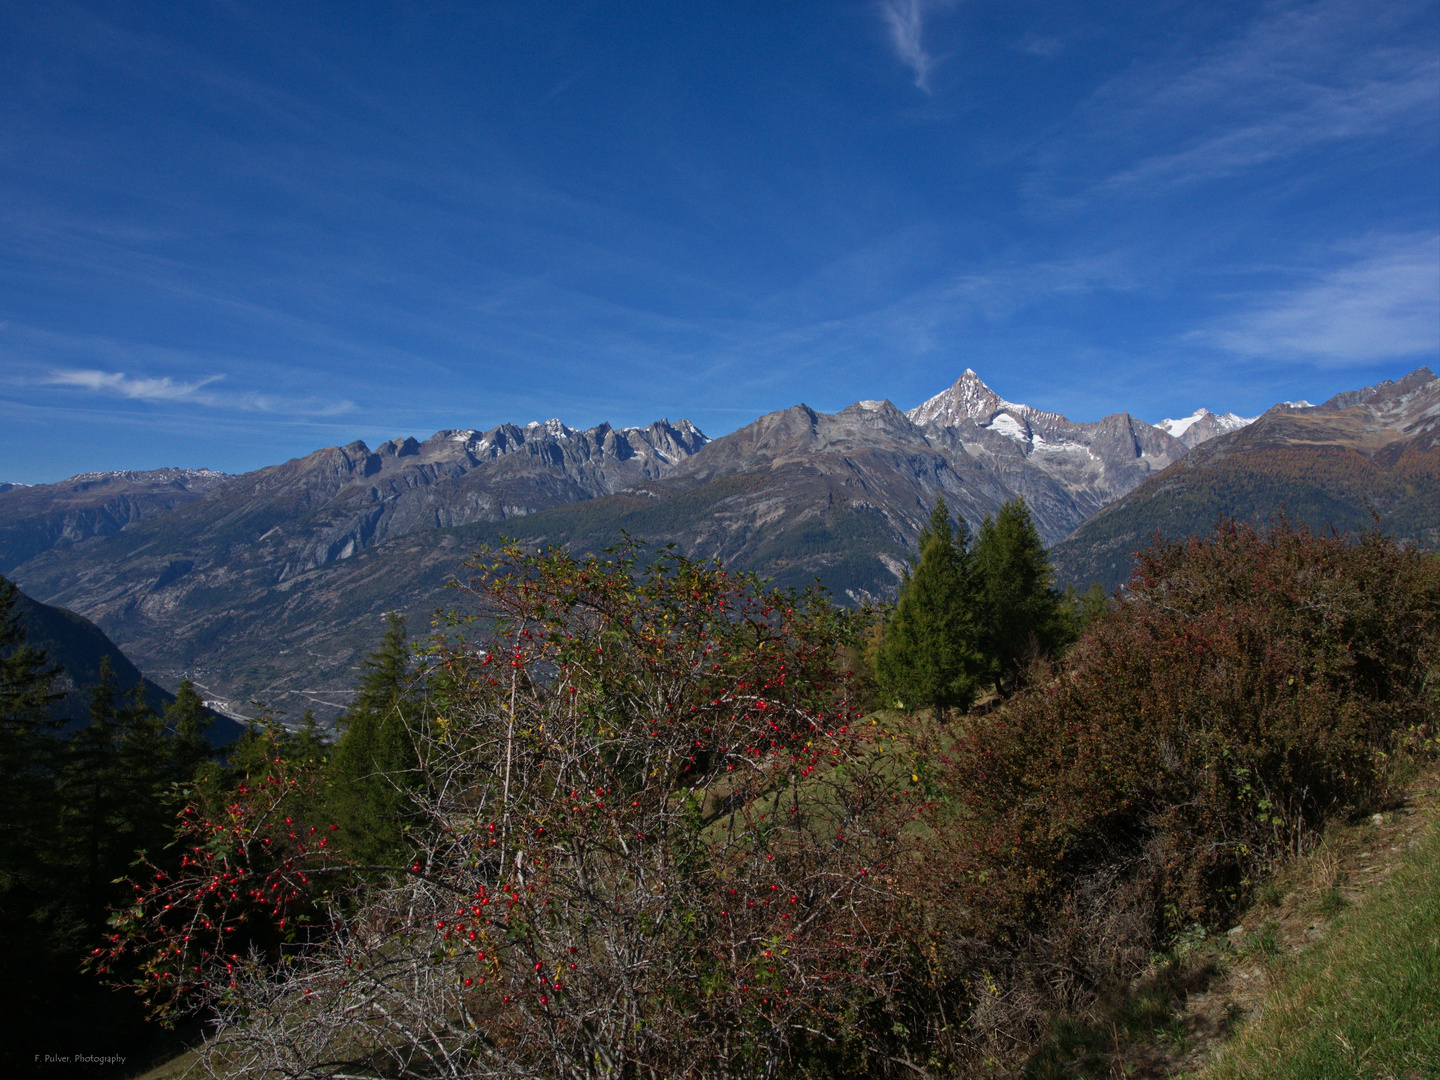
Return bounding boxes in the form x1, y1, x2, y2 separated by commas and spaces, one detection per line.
4, 579, 242, 745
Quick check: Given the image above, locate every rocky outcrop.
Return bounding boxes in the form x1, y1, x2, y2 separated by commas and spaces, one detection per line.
0, 468, 231, 574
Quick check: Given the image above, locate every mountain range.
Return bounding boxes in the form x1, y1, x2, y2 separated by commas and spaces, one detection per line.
3, 367, 1434, 723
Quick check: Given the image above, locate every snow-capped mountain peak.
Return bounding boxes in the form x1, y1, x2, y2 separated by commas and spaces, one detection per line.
525, 418, 574, 440
1155, 407, 1257, 448
1156, 408, 1215, 438
905, 369, 1028, 428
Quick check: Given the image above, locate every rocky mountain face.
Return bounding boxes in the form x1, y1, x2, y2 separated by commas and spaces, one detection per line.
1049, 367, 1440, 591
3, 419, 705, 577
7, 418, 708, 719
905, 369, 1195, 530
0, 468, 231, 574
2, 373, 1252, 722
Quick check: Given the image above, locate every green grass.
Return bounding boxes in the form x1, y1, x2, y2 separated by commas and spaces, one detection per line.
1197, 818, 1440, 1080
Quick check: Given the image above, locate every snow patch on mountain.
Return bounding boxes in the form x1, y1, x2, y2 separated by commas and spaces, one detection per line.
526, 419, 574, 440
986, 412, 1029, 442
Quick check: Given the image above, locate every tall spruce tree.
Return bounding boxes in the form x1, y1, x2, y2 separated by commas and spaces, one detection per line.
875, 496, 986, 720
971, 497, 1076, 695
327, 613, 422, 866
59, 657, 173, 918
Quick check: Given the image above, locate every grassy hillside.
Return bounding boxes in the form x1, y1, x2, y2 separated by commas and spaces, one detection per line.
1198, 813, 1440, 1079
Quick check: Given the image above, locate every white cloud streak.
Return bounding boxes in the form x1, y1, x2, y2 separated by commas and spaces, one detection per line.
44, 369, 355, 415
46, 369, 221, 402
1211, 235, 1440, 365
880, 0, 953, 93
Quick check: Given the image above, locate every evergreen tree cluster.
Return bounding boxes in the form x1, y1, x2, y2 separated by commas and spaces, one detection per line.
875, 496, 1080, 716
0, 577, 218, 1075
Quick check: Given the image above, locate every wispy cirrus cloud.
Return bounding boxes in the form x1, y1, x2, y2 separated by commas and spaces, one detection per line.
1034, 0, 1439, 201
880, 0, 955, 93
1019, 36, 1063, 60
43, 368, 355, 415
1209, 234, 1439, 365
46, 369, 222, 402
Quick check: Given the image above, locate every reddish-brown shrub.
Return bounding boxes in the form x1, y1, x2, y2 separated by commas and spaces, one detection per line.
104, 542, 920, 1079
946, 520, 1438, 932
881, 521, 1440, 1070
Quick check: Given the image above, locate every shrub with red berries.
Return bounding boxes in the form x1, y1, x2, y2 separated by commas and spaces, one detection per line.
106, 541, 920, 1079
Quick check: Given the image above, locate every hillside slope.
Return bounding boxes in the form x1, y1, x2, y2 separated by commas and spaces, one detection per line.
5, 579, 242, 744
1050, 367, 1440, 591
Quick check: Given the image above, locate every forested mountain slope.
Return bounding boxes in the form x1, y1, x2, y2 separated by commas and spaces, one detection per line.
4, 580, 242, 745
1049, 368, 1439, 591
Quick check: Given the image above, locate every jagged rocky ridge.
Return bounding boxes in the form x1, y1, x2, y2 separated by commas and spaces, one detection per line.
0, 468, 231, 574
4, 417, 710, 719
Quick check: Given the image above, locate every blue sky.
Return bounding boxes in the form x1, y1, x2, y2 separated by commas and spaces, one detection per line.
2, 0, 1436, 483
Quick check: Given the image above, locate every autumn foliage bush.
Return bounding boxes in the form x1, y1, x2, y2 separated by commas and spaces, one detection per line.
101, 522, 1439, 1078
892, 520, 1440, 1067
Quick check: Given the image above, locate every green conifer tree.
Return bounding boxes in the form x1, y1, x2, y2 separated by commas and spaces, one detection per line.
58, 658, 171, 917
327, 613, 422, 866
875, 496, 986, 720
0, 579, 73, 1071
116, 681, 179, 860
288, 707, 330, 769
62, 657, 124, 916
1, 589, 174, 1070
163, 678, 214, 784
971, 497, 1077, 695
